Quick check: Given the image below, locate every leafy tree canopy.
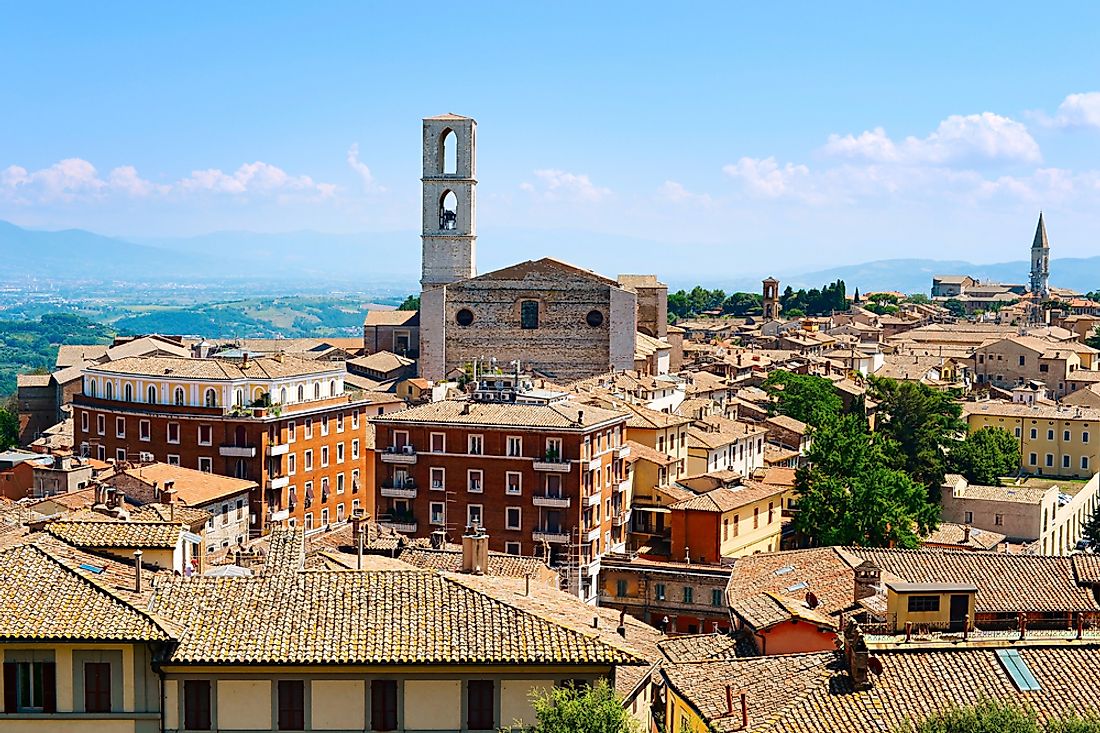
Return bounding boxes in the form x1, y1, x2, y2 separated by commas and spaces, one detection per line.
948, 427, 1020, 486
780, 279, 847, 316
397, 295, 420, 311
908, 699, 1100, 733
501, 679, 639, 733
1087, 326, 1100, 351
943, 298, 966, 317
763, 371, 842, 428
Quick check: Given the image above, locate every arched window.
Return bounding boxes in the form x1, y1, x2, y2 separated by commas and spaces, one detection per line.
329, 380, 337, 397
174, 387, 185, 406
124, 384, 133, 402
439, 190, 457, 230
440, 128, 456, 175
204, 389, 217, 408
520, 300, 539, 329
88, 380, 97, 398
234, 458, 248, 479
147, 385, 157, 404
297, 385, 305, 402
280, 387, 287, 404
235, 389, 244, 407
313, 383, 321, 400
105, 381, 113, 400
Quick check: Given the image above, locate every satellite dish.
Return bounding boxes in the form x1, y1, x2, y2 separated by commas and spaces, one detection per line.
805, 591, 819, 609
867, 657, 884, 676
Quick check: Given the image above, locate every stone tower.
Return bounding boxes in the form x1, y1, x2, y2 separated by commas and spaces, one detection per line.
1030, 212, 1049, 298
421, 114, 477, 291
762, 277, 781, 320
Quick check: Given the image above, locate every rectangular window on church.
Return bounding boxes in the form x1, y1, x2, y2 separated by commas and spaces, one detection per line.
520, 300, 539, 329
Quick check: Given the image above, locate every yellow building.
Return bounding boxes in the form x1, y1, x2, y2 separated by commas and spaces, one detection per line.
963, 401, 1100, 478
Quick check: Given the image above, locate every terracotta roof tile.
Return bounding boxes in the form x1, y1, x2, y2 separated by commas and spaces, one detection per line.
43, 520, 186, 549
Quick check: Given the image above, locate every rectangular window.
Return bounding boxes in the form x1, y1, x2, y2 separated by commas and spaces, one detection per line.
995, 514, 1004, 526
351, 412, 360, 430
288, 453, 296, 475
277, 679, 305, 730
80, 411, 88, 432
139, 419, 151, 441
907, 595, 940, 613
430, 432, 445, 452
167, 454, 180, 466
1029, 452, 1038, 466
1015, 427, 1022, 438
654, 583, 666, 601
1084, 431, 1090, 444
115, 417, 125, 438
1065, 430, 1072, 441
520, 300, 539, 329
430, 467, 445, 490
96, 414, 105, 435
198, 457, 212, 473
183, 680, 211, 730
371, 679, 398, 732
304, 450, 313, 471
507, 436, 522, 457
351, 439, 360, 460
1046, 454, 1054, 467
287, 420, 296, 443
506, 471, 522, 495
964, 511, 973, 523
712, 588, 724, 607
166, 422, 180, 444
116, 448, 126, 462
467, 504, 483, 527
468, 434, 484, 455
468, 469, 483, 493
505, 541, 521, 555
321, 508, 329, 525
1063, 455, 1071, 468
753, 507, 759, 529
320, 417, 329, 436
467, 680, 495, 731
616, 579, 628, 597
305, 419, 314, 439
546, 438, 562, 460
505, 506, 521, 530
733, 514, 739, 536
683, 587, 694, 604
430, 502, 445, 525
351, 469, 360, 493
337, 473, 345, 494
321, 446, 329, 467
336, 443, 345, 464
198, 424, 212, 446
1083, 456, 1090, 470
336, 503, 345, 522
8, 659, 55, 712
336, 414, 345, 433
1031, 429, 1038, 439
305, 512, 313, 531
1048, 429, 1055, 441
83, 661, 111, 713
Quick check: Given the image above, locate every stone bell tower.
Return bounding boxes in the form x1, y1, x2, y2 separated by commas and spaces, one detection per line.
421, 114, 477, 291
1029, 211, 1049, 299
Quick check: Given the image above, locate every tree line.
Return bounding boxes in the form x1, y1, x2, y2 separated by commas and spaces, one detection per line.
667, 280, 849, 322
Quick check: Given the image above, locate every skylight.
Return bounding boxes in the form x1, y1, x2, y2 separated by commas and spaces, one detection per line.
996, 649, 1041, 691
774, 565, 795, 576
78, 563, 106, 575
785, 581, 809, 593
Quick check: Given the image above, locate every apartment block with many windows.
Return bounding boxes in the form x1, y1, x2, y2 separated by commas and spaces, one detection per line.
963, 401, 1100, 479
371, 383, 629, 601
72, 354, 375, 534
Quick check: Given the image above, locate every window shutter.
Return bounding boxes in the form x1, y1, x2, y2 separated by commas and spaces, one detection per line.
41, 663, 56, 714
3, 662, 16, 713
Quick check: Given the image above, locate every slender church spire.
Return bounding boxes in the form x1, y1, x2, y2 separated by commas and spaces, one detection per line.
1029, 211, 1049, 298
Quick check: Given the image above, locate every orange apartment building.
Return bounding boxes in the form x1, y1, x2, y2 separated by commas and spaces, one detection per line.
72, 354, 387, 534
370, 375, 629, 601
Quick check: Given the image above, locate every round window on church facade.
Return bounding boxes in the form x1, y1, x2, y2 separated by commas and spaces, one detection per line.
586, 310, 604, 328
455, 308, 474, 327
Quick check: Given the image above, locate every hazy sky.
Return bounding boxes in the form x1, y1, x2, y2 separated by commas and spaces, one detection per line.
3, 2, 1100, 271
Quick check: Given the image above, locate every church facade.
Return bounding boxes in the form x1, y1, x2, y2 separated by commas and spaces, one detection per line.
416, 114, 665, 381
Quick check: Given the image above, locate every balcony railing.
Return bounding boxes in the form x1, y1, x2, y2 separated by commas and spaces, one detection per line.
380, 446, 418, 464
533, 456, 571, 472
267, 442, 290, 457
586, 492, 602, 507
532, 494, 571, 508
267, 476, 289, 491
267, 508, 290, 523
612, 509, 632, 527
219, 444, 256, 458
616, 444, 631, 459
380, 514, 418, 533
585, 526, 602, 542
533, 529, 570, 544
380, 482, 418, 499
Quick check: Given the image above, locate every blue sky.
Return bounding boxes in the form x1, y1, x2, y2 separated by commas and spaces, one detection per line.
3, 2, 1100, 274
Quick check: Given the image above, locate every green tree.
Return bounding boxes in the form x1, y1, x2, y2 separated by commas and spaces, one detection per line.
501, 679, 639, 733
0, 409, 17, 450
397, 295, 420, 311
869, 377, 965, 499
792, 413, 936, 547
722, 292, 762, 316
943, 298, 966, 317
763, 371, 842, 428
949, 427, 1020, 486
909, 700, 1040, 733
1087, 326, 1100, 351
1083, 510, 1100, 549
907, 293, 931, 305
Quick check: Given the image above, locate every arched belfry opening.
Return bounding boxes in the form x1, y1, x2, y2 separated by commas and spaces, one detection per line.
439, 190, 458, 230
440, 128, 457, 175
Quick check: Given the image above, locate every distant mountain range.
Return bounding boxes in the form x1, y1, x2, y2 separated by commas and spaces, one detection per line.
2, 219, 1099, 295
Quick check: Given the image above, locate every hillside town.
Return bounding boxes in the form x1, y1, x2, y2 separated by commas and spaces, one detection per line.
4, 112, 1100, 733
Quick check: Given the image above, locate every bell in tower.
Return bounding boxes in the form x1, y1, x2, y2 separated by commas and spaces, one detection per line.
420, 114, 478, 291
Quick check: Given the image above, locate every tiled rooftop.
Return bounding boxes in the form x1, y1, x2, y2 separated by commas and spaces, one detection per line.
43, 520, 186, 549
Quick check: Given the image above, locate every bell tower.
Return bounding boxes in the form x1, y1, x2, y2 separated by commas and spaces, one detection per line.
1029, 211, 1049, 299
421, 114, 477, 290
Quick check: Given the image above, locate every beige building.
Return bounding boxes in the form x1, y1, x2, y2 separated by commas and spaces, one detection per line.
963, 401, 1100, 478
972, 335, 1098, 397
685, 415, 767, 477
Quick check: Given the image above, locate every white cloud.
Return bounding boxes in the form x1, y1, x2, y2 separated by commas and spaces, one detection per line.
1047, 92, 1100, 129
346, 143, 385, 192
722, 157, 814, 199
520, 169, 611, 202
0, 157, 336, 203
656, 180, 712, 205
823, 112, 1041, 165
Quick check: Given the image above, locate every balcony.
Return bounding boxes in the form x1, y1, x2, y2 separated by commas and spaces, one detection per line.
617, 444, 631, 459
612, 509, 632, 527
267, 508, 290, 523
219, 444, 256, 458
380, 479, 418, 499
381, 519, 418, 534
533, 529, 570, 544
380, 446, 418, 464
532, 494, 572, 508
588, 458, 602, 471
533, 457, 571, 472
267, 476, 289, 491
267, 442, 290, 457
585, 526, 602, 542
615, 479, 631, 493
586, 492, 602, 507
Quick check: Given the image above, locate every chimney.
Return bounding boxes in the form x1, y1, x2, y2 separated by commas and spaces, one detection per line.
843, 622, 874, 690
853, 560, 880, 602
461, 525, 489, 575
241, 352, 249, 368
430, 529, 446, 550
577, 410, 584, 425
133, 550, 143, 593
963, 524, 972, 544
592, 616, 599, 629
617, 607, 627, 637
